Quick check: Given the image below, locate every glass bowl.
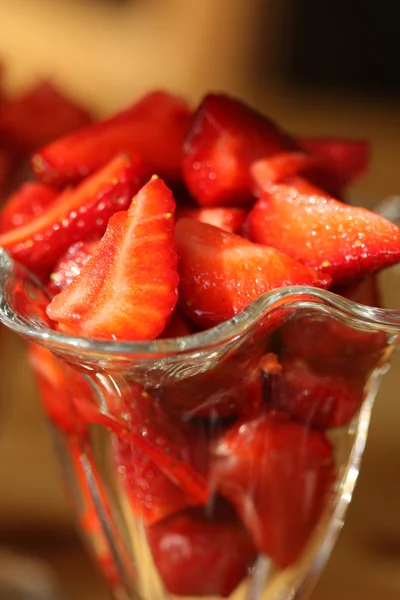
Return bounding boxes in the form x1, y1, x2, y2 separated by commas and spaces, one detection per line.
0, 246, 399, 600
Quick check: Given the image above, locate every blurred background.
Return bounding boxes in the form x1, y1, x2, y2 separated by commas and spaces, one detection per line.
0, 0, 399, 598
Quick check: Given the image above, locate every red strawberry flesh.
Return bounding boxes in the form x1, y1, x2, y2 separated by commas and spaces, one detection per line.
32, 91, 191, 186
0, 155, 150, 276
0, 181, 57, 232
147, 505, 257, 597
182, 93, 309, 207
46, 177, 179, 341
176, 218, 331, 329
211, 412, 335, 567
245, 177, 400, 284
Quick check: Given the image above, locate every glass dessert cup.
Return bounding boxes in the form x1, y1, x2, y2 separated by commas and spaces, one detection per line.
0, 248, 399, 600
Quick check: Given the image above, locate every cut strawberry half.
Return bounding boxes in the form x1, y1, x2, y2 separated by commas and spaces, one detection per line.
175, 206, 247, 234
46, 177, 179, 341
334, 274, 382, 308
211, 411, 335, 567
245, 177, 400, 284
27, 343, 80, 434
0, 181, 57, 232
0, 147, 12, 187
176, 218, 331, 329
0, 155, 150, 277
0, 81, 92, 153
147, 503, 257, 597
48, 238, 100, 294
159, 343, 265, 419
159, 308, 195, 338
263, 354, 365, 429
280, 313, 387, 377
299, 138, 369, 197
32, 91, 191, 186
182, 93, 309, 207
117, 383, 209, 507
115, 437, 192, 525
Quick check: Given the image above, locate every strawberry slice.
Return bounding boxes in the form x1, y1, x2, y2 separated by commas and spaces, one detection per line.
0, 81, 92, 153
175, 206, 247, 234
211, 412, 335, 567
245, 177, 400, 284
115, 437, 192, 525
32, 91, 191, 186
147, 503, 257, 597
159, 308, 195, 338
46, 177, 179, 341
182, 93, 309, 207
159, 343, 264, 418
334, 274, 381, 307
48, 238, 100, 294
27, 343, 79, 434
117, 383, 209, 508
280, 313, 387, 377
0, 181, 57, 232
299, 138, 369, 197
114, 391, 215, 523
0, 155, 149, 277
0, 149, 12, 194
263, 354, 365, 429
176, 218, 331, 329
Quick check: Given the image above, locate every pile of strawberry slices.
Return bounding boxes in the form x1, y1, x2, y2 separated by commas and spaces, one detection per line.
0, 62, 93, 198
6, 90, 400, 598
0, 90, 398, 340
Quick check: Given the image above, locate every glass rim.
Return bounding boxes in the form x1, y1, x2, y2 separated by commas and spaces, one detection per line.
0, 248, 400, 357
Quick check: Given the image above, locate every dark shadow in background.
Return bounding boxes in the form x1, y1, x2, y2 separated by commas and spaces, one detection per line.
255, 0, 400, 98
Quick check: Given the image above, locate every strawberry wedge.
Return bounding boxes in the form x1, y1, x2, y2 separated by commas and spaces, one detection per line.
211, 412, 335, 567
32, 91, 191, 186
48, 239, 100, 294
299, 137, 369, 197
47, 177, 179, 341
176, 218, 331, 329
0, 155, 149, 276
175, 206, 247, 234
0, 181, 57, 232
245, 177, 400, 284
182, 93, 309, 207
0, 81, 92, 153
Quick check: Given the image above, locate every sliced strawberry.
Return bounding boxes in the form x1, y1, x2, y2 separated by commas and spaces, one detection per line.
0, 148, 12, 194
147, 503, 257, 597
114, 437, 192, 525
211, 412, 335, 567
159, 308, 195, 338
159, 344, 265, 419
32, 91, 191, 186
27, 342, 123, 435
176, 218, 331, 329
48, 238, 100, 294
0, 81, 92, 153
263, 354, 365, 429
0, 181, 57, 232
245, 177, 400, 284
0, 155, 149, 277
118, 384, 209, 507
280, 313, 387, 376
175, 206, 247, 234
299, 138, 369, 197
47, 177, 179, 341
335, 274, 381, 307
27, 343, 78, 434
182, 93, 309, 207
